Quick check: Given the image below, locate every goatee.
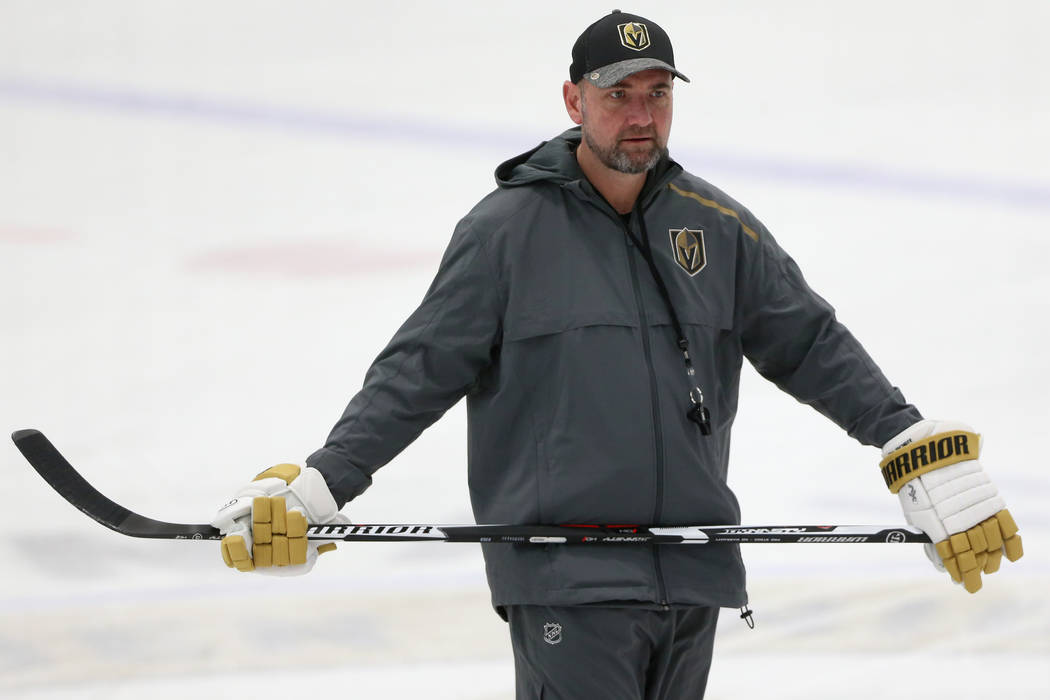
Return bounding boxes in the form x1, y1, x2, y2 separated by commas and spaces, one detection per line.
583, 130, 668, 174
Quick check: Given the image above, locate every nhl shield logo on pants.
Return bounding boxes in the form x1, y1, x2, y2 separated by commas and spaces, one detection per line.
543, 622, 563, 645
670, 228, 706, 276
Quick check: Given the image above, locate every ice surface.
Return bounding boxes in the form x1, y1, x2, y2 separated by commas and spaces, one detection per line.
2, 1, 1048, 697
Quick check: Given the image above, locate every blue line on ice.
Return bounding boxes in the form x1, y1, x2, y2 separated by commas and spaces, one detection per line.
2, 76, 1048, 212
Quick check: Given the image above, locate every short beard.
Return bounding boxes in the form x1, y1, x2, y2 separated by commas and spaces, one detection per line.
583, 130, 667, 174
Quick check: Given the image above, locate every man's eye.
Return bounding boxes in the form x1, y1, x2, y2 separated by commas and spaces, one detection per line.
651, 90, 666, 98
609, 90, 625, 99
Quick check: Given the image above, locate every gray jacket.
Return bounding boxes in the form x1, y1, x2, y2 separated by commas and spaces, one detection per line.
307, 128, 921, 610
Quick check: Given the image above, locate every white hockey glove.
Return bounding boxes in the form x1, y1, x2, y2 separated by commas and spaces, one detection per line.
212, 464, 346, 575
880, 419, 1022, 593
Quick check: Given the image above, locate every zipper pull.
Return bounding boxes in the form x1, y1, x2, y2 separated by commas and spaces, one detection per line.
687, 388, 712, 436
739, 605, 755, 629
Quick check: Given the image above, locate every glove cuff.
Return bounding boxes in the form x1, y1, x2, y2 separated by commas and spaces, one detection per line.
287, 467, 340, 523
879, 420, 981, 493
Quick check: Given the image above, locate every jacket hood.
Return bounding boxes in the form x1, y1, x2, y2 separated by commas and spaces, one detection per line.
495, 127, 585, 189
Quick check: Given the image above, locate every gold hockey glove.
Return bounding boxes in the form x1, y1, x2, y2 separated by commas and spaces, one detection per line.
880, 420, 1022, 593
212, 464, 342, 575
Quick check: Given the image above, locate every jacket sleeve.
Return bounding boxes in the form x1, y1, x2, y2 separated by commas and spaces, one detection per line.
736, 224, 921, 447
306, 219, 503, 507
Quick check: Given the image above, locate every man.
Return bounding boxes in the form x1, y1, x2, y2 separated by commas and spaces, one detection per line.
211, 10, 1022, 699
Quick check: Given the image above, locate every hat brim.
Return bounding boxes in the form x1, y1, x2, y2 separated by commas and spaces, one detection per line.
584, 58, 690, 89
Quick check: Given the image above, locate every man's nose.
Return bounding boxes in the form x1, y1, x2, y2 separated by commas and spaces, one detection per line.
624, 97, 653, 127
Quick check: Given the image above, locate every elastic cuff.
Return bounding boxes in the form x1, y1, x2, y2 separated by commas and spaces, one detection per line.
305, 447, 373, 508
879, 430, 980, 493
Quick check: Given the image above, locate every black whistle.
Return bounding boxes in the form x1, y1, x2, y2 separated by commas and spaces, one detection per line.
687, 404, 712, 435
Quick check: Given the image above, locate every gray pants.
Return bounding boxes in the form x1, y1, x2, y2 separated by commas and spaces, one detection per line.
506, 605, 718, 699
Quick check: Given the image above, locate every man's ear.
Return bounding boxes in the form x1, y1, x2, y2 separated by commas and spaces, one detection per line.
563, 80, 584, 125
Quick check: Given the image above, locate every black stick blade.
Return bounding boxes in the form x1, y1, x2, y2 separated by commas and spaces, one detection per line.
11, 429, 221, 540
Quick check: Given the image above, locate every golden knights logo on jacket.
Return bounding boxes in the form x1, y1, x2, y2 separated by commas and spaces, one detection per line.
670, 227, 706, 276
618, 22, 651, 51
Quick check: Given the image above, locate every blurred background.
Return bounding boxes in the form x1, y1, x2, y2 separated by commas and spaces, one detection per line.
2, 1, 1047, 697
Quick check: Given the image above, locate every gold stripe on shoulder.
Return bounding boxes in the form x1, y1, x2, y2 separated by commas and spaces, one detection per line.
667, 182, 759, 241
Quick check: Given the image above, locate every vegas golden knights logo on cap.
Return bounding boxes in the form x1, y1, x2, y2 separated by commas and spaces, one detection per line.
670, 228, 706, 276
618, 22, 651, 51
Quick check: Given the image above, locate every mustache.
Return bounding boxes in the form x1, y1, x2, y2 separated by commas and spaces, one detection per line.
618, 129, 658, 141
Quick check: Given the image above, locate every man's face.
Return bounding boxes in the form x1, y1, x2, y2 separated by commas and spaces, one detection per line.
570, 68, 674, 174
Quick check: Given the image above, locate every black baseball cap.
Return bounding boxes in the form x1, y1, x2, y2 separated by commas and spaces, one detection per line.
569, 10, 689, 88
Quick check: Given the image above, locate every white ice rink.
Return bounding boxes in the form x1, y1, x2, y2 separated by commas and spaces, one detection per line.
2, 1, 1048, 697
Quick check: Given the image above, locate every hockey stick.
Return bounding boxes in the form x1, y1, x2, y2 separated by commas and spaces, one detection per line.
12, 428, 931, 545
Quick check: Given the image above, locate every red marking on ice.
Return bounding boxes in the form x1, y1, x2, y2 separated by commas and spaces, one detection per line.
185, 239, 440, 277
0, 226, 75, 243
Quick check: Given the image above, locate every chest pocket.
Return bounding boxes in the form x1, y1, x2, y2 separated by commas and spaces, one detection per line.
640, 275, 734, 334
500, 224, 640, 342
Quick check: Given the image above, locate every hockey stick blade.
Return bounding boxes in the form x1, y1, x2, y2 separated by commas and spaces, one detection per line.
12, 428, 221, 540
11, 429, 930, 544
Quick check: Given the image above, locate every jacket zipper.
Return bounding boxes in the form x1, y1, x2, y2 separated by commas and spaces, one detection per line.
622, 215, 670, 609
